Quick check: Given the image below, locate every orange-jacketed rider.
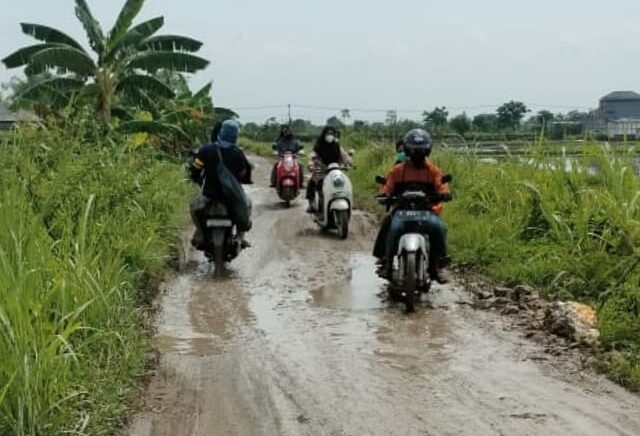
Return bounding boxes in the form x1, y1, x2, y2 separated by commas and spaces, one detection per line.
373, 129, 452, 283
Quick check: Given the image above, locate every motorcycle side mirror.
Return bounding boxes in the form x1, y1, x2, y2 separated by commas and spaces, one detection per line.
375, 175, 387, 185
442, 174, 453, 184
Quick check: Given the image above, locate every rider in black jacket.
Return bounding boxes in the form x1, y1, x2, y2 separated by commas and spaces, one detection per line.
188, 119, 253, 249
270, 125, 304, 187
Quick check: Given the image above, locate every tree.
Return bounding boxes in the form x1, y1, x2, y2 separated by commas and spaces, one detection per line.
449, 113, 471, 136
352, 120, 368, 131
496, 101, 528, 130
242, 122, 260, 139
385, 110, 398, 126
536, 110, 554, 126
472, 113, 498, 132
422, 106, 448, 137
326, 116, 344, 129
384, 110, 398, 139
2, 0, 209, 121
291, 118, 312, 133
565, 110, 588, 122
340, 109, 351, 126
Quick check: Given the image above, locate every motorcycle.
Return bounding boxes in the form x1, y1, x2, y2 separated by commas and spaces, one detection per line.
203, 202, 245, 274
273, 149, 303, 207
312, 162, 353, 239
375, 174, 452, 313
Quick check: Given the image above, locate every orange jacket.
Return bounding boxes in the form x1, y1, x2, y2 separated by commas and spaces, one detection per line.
380, 159, 449, 215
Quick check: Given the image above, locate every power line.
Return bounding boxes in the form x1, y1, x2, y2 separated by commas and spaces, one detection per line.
228, 102, 595, 114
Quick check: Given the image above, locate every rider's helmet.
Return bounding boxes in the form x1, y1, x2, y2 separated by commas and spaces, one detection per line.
403, 129, 432, 167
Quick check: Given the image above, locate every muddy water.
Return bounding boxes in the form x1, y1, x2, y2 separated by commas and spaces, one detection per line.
128, 157, 640, 436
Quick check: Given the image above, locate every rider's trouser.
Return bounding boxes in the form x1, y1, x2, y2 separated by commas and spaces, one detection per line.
384, 212, 447, 272
306, 178, 322, 202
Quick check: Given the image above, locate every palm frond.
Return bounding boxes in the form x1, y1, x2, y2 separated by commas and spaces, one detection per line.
214, 107, 239, 120
128, 16, 164, 40
78, 83, 100, 100
118, 120, 188, 139
110, 106, 134, 120
109, 0, 145, 48
74, 0, 105, 54
117, 74, 175, 99
30, 46, 96, 76
19, 77, 85, 100
127, 88, 161, 119
103, 16, 164, 62
20, 23, 85, 51
18, 84, 75, 110
2, 44, 60, 68
141, 35, 203, 52
193, 82, 212, 100
128, 51, 209, 73
24, 63, 47, 76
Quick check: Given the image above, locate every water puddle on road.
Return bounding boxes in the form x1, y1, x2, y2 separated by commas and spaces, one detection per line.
309, 254, 385, 311
152, 269, 253, 357
153, 335, 220, 355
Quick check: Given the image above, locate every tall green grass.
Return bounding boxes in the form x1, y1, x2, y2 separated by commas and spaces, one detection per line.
0, 127, 190, 434
346, 137, 640, 390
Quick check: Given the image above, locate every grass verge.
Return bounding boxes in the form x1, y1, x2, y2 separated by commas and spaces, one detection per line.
0, 126, 191, 435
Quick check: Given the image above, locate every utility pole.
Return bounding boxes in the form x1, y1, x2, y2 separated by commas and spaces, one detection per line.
287, 104, 292, 125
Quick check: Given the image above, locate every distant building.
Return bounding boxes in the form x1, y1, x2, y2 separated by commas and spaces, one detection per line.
587, 91, 640, 138
600, 91, 640, 119
0, 103, 39, 130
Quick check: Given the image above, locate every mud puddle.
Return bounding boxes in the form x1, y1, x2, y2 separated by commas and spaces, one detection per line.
309, 254, 384, 311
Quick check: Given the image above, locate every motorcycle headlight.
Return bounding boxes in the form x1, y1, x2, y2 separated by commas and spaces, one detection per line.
332, 174, 345, 189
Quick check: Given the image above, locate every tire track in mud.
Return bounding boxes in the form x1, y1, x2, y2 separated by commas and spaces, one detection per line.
128, 156, 640, 436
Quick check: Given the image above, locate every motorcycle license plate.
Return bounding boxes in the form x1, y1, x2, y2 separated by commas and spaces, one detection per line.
206, 219, 233, 227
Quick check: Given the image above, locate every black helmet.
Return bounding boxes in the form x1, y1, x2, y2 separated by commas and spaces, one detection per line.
403, 129, 432, 166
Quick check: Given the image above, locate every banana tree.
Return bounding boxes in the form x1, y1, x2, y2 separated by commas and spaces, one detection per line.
2, 0, 209, 121
118, 79, 238, 149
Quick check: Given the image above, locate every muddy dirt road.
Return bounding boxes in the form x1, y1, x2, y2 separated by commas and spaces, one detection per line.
128, 157, 640, 436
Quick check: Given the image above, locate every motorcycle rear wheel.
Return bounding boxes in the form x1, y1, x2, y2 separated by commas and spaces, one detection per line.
211, 229, 226, 276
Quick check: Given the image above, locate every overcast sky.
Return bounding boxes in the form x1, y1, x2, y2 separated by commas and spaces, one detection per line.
1, 0, 639, 123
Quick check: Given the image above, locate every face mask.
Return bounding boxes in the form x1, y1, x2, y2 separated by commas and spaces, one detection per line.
410, 152, 427, 168
395, 151, 406, 163
325, 134, 336, 143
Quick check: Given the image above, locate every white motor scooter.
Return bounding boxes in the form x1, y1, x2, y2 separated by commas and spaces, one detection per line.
312, 163, 353, 239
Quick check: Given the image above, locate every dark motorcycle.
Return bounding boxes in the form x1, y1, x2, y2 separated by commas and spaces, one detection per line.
203, 202, 244, 273
375, 175, 452, 313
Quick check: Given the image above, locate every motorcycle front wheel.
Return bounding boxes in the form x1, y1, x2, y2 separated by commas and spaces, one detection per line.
334, 209, 350, 240
404, 252, 417, 313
